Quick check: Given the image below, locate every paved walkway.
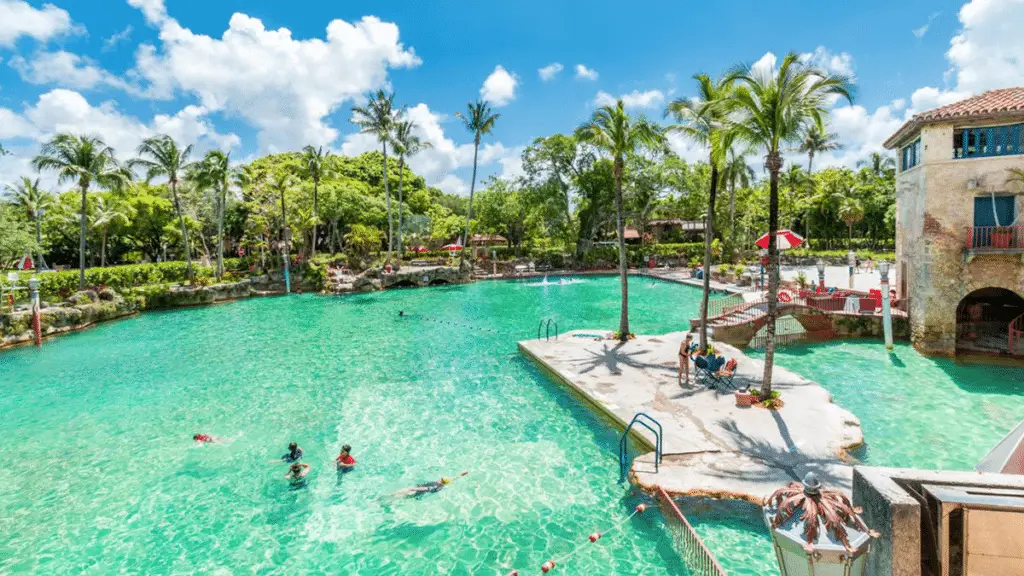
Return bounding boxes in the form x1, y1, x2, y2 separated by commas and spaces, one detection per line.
519, 332, 862, 502
780, 264, 884, 293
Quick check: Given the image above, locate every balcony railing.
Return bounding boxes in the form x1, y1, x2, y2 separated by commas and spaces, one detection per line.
965, 226, 1024, 251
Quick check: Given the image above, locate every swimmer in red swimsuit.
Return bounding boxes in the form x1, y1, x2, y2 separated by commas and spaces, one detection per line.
193, 434, 216, 443
336, 444, 356, 471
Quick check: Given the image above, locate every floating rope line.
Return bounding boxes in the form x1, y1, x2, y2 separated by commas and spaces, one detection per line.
503, 503, 648, 575
396, 311, 505, 334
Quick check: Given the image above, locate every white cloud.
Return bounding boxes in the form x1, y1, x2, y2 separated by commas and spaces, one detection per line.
666, 131, 708, 164
593, 89, 665, 109
538, 62, 563, 82
131, 9, 420, 152
10, 50, 133, 92
800, 46, 855, 78
497, 146, 526, 181
480, 65, 517, 106
946, 0, 1024, 93
103, 25, 134, 51
0, 0, 80, 47
0, 89, 239, 188
128, 0, 168, 25
913, 24, 930, 39
574, 64, 598, 80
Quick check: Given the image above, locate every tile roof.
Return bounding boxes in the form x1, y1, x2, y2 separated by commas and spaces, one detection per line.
884, 88, 1024, 148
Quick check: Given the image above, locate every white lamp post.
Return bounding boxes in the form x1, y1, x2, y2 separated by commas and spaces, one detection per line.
35, 207, 48, 271
279, 231, 291, 294
847, 250, 856, 290
816, 259, 826, 291
879, 260, 893, 350
765, 473, 876, 576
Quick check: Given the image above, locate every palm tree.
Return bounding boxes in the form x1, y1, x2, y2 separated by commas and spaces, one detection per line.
857, 151, 896, 177
455, 100, 500, 268
301, 145, 331, 258
32, 134, 129, 289
727, 52, 854, 395
666, 74, 734, 351
575, 100, 664, 340
721, 146, 755, 247
129, 135, 197, 283
391, 117, 432, 258
91, 195, 134, 267
5, 176, 53, 269
838, 199, 865, 249
190, 150, 232, 279
799, 124, 841, 174
351, 90, 397, 263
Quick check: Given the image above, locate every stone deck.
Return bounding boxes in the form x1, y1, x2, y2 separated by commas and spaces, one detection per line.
519, 332, 863, 503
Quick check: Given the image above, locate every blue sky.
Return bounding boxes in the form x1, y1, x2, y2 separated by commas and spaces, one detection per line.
0, 0, 1019, 193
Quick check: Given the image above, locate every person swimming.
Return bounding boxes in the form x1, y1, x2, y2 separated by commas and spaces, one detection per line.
285, 462, 310, 484
392, 471, 468, 499
282, 442, 304, 463
193, 434, 218, 444
336, 444, 356, 471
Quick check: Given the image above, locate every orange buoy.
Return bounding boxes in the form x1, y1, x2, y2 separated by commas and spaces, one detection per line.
589, 532, 601, 542
636, 503, 647, 514
541, 560, 556, 573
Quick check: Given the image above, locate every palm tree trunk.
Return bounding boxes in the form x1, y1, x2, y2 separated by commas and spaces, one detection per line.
729, 178, 736, 251
396, 156, 405, 261
761, 151, 783, 396
699, 163, 719, 351
216, 183, 225, 281
807, 152, 814, 250
78, 181, 88, 290
382, 143, 392, 263
35, 216, 44, 270
311, 177, 319, 259
614, 157, 629, 340
101, 227, 107, 268
461, 138, 480, 269
848, 222, 853, 250
170, 181, 194, 283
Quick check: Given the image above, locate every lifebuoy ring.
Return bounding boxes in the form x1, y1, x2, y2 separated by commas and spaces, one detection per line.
778, 291, 792, 303
385, 264, 393, 274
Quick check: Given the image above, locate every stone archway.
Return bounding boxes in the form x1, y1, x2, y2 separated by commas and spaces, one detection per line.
955, 287, 1024, 357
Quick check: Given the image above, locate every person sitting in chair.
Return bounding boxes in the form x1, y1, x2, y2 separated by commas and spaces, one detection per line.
717, 358, 738, 378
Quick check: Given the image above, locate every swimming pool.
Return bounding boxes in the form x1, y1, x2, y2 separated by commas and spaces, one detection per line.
0, 276, 773, 574
760, 341, 1024, 471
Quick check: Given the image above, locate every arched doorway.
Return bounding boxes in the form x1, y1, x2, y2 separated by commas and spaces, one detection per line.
955, 288, 1024, 357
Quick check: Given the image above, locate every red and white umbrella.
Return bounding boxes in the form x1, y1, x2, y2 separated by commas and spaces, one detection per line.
441, 244, 463, 252
755, 230, 805, 250
415, 246, 429, 253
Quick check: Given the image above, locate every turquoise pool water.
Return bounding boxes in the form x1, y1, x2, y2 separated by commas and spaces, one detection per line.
760, 341, 1024, 470
0, 276, 775, 575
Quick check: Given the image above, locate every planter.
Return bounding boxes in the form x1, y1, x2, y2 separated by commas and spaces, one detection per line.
735, 390, 756, 406
992, 230, 1013, 249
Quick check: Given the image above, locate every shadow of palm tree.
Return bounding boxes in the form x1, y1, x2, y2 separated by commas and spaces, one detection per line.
568, 342, 678, 376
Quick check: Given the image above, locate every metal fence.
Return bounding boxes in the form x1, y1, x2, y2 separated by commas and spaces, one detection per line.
654, 487, 728, 576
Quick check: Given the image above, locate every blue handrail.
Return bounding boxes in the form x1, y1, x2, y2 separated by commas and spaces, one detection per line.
619, 413, 663, 484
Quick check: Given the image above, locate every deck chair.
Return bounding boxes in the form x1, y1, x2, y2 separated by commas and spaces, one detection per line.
693, 356, 716, 387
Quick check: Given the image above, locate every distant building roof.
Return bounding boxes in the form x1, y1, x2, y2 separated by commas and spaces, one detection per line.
620, 227, 640, 240
470, 234, 507, 245
884, 88, 1024, 148
648, 219, 705, 231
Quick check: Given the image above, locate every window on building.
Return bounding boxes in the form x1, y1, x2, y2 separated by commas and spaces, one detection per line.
901, 138, 921, 171
954, 124, 1024, 159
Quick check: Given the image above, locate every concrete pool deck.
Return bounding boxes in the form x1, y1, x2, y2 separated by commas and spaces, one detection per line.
519, 332, 863, 503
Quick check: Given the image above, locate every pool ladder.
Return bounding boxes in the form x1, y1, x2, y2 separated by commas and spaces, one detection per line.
619, 413, 663, 484
537, 318, 559, 341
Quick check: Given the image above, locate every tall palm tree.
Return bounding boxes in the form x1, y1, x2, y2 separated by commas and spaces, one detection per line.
32, 134, 129, 289
351, 90, 397, 263
857, 151, 895, 177
455, 100, 500, 268
666, 74, 734, 351
799, 124, 841, 174
190, 150, 232, 280
5, 176, 53, 270
129, 135, 197, 283
575, 100, 664, 341
838, 199, 865, 249
391, 117, 432, 258
301, 145, 331, 258
91, 195, 134, 267
721, 146, 755, 247
727, 52, 854, 395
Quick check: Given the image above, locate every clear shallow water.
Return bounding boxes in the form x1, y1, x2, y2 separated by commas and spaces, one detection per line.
0, 276, 771, 575
759, 341, 1024, 470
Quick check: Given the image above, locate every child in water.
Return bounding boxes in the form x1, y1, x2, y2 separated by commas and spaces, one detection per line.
282, 442, 304, 462
392, 471, 469, 499
336, 445, 356, 471
285, 462, 310, 484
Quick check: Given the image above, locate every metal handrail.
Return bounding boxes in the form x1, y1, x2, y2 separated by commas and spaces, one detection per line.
964, 225, 1024, 250
1011, 313, 1024, 356
536, 318, 559, 341
619, 413, 662, 483
654, 486, 728, 576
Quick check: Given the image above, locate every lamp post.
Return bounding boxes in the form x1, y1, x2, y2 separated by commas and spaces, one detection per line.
879, 260, 893, 350
28, 277, 41, 346
816, 259, 826, 291
847, 250, 856, 290
35, 207, 48, 271
280, 227, 292, 294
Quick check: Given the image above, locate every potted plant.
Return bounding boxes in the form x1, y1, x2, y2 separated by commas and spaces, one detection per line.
992, 226, 1013, 249
750, 389, 784, 409
735, 388, 757, 406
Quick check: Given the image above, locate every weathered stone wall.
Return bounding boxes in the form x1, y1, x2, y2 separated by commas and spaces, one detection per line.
1, 289, 140, 348
895, 121, 1024, 356
353, 265, 471, 292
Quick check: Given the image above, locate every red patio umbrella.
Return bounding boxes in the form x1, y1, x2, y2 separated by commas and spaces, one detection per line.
415, 246, 429, 253
755, 230, 805, 250
441, 243, 463, 251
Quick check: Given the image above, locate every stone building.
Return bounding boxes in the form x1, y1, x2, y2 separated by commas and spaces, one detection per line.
884, 88, 1024, 358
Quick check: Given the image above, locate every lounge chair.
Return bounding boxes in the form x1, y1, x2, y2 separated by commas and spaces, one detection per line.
695, 355, 739, 390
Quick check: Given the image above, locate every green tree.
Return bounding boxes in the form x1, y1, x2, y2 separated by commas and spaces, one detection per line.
455, 99, 500, 267
344, 223, 382, 258
129, 135, 197, 283
190, 150, 232, 279
838, 198, 865, 249
522, 134, 584, 245
391, 118, 431, 258
0, 205, 37, 264
351, 90, 397, 263
727, 52, 854, 395
720, 146, 755, 248
32, 134, 129, 289
575, 100, 664, 340
301, 145, 331, 258
91, 195, 134, 267
858, 152, 896, 178
666, 73, 733, 351
4, 176, 53, 269
799, 124, 841, 174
